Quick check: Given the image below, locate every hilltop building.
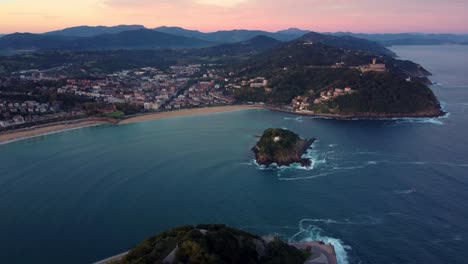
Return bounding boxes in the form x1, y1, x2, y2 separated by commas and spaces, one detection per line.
360, 58, 386, 73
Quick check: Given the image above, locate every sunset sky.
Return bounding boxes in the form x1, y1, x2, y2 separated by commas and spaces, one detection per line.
0, 0, 467, 34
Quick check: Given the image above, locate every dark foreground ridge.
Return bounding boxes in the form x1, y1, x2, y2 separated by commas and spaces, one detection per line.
253, 128, 315, 167
94, 224, 337, 264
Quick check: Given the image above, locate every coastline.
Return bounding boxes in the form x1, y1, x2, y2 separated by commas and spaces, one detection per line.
264, 106, 446, 120
0, 104, 446, 145
0, 118, 115, 145
119, 105, 262, 124
0, 106, 262, 145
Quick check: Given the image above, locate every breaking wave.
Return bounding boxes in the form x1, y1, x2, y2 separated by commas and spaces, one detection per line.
383, 117, 445, 126
290, 219, 351, 264
283, 116, 304, 122
393, 189, 417, 195
251, 141, 328, 174
278, 172, 335, 181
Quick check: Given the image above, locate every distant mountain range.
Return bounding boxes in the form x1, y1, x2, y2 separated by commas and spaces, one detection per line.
0, 29, 215, 51
44, 25, 146, 37
0, 26, 393, 56
1, 25, 466, 54
153, 26, 307, 42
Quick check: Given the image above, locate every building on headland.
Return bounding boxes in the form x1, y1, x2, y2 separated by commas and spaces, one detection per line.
248, 77, 269, 88
360, 58, 386, 73
289, 87, 356, 109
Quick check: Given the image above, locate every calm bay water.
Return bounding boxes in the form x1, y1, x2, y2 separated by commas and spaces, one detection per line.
1, 45, 468, 264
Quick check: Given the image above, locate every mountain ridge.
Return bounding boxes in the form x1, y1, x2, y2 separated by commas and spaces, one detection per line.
0, 29, 215, 51
44, 25, 146, 37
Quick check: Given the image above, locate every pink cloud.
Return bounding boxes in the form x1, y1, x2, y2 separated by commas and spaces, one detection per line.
1, 0, 468, 33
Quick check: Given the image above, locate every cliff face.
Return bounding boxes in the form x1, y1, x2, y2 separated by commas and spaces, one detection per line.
253, 128, 315, 167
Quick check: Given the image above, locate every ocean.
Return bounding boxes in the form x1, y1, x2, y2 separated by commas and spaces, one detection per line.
1, 45, 467, 263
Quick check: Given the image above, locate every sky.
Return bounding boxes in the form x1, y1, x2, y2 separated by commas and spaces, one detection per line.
0, 0, 467, 34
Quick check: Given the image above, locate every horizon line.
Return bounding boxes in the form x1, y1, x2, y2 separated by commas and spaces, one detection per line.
1, 24, 468, 36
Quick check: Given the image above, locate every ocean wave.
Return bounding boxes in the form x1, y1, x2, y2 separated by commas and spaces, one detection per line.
298, 216, 383, 226
290, 220, 351, 264
278, 172, 335, 181
393, 189, 417, 195
432, 235, 463, 244
383, 160, 468, 168
383, 117, 445, 126
252, 159, 315, 172
283, 116, 304, 122
332, 165, 367, 170
329, 144, 338, 148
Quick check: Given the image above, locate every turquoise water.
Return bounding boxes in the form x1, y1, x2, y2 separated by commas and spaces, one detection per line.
1, 46, 468, 264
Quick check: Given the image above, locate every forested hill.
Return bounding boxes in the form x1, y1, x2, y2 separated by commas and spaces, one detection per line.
238, 41, 425, 77
112, 225, 309, 264
234, 41, 442, 117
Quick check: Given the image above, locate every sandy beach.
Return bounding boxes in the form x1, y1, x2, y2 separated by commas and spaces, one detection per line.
0, 118, 114, 145
119, 105, 262, 124
0, 106, 261, 145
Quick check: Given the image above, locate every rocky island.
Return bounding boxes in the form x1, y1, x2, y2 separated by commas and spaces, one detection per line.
252, 128, 315, 167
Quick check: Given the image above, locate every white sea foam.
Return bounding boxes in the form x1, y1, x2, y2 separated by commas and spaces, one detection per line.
393, 189, 417, 195
283, 116, 304, 122
298, 217, 382, 226
382, 160, 468, 168
252, 141, 329, 174
290, 220, 350, 264
384, 117, 445, 126
278, 172, 335, 181
332, 165, 367, 170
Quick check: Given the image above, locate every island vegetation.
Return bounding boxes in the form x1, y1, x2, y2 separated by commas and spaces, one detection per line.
253, 128, 315, 167
111, 224, 310, 264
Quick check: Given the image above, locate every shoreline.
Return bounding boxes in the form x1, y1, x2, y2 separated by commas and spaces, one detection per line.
119, 105, 262, 124
0, 104, 447, 145
264, 106, 446, 120
0, 118, 115, 145
0, 106, 261, 145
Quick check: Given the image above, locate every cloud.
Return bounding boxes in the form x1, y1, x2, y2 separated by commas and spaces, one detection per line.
2, 0, 468, 33
196, 0, 247, 7
102, 0, 190, 7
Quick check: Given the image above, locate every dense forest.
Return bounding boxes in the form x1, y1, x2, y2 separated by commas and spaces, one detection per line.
235, 67, 439, 114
